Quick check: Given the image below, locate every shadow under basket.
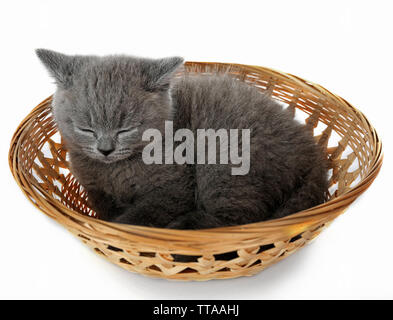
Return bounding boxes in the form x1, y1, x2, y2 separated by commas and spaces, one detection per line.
9, 62, 383, 281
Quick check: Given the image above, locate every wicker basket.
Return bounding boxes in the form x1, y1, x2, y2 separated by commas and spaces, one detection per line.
9, 62, 383, 281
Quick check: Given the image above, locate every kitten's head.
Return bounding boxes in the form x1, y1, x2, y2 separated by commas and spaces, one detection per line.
36, 49, 184, 163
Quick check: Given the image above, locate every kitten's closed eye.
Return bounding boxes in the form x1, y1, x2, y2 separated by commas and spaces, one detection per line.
117, 127, 139, 138
76, 127, 96, 136
74, 124, 140, 138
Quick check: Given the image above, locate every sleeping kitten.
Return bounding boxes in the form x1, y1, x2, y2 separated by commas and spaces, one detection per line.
36, 49, 328, 230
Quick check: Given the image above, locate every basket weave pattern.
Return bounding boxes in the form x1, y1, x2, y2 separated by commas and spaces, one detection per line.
9, 62, 383, 280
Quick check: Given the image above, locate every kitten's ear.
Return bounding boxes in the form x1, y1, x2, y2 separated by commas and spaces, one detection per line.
35, 49, 84, 88
147, 56, 184, 92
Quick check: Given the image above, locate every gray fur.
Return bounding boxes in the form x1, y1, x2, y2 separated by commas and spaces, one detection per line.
36, 49, 328, 229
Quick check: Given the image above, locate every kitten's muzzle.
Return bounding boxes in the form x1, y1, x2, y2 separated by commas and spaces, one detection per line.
97, 137, 115, 156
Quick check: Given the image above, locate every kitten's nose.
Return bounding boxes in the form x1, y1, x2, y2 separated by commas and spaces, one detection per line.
98, 147, 114, 156
97, 137, 115, 156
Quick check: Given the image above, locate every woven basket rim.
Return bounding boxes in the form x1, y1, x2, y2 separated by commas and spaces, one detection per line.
9, 61, 383, 252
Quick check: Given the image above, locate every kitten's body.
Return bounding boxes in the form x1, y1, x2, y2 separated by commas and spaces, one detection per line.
37, 49, 328, 229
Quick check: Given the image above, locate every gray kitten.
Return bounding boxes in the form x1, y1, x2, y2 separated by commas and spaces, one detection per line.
36, 49, 328, 230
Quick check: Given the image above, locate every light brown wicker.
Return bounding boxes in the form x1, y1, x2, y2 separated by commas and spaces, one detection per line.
9, 62, 383, 281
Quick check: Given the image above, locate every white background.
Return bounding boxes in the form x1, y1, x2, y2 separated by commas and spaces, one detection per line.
0, 0, 392, 299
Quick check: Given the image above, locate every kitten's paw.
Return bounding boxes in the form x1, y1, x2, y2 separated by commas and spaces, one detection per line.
166, 215, 194, 230
166, 210, 220, 230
